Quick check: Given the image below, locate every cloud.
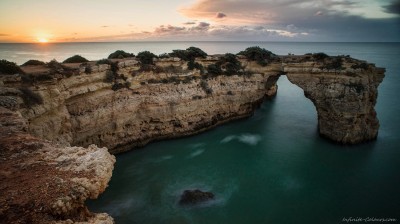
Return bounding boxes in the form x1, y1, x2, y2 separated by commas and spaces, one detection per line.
0, 34, 9, 36
183, 21, 196, 25
314, 11, 323, 16
216, 12, 227, 18
383, 0, 400, 14
154, 25, 186, 34
179, 0, 400, 41
101, 25, 109, 28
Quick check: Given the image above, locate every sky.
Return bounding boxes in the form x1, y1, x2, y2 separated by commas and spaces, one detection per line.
0, 0, 399, 43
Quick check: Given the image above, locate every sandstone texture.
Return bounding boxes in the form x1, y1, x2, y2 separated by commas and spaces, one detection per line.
0, 107, 115, 223
0, 52, 385, 223
2, 57, 281, 153
283, 56, 385, 143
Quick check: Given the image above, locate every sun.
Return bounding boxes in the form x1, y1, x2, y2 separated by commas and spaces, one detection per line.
38, 38, 48, 43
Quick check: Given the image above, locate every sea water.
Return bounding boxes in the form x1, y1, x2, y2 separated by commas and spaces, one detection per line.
1, 42, 399, 223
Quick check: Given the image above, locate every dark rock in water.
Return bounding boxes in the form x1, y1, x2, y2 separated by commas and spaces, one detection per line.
179, 189, 215, 205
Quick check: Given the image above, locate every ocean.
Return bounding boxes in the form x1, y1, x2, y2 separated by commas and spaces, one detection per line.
1, 42, 399, 223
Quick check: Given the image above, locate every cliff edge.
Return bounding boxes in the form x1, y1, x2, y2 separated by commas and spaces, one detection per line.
0, 107, 115, 223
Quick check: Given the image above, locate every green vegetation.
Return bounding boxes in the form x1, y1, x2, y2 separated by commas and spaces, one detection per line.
205, 53, 243, 77
63, 55, 89, 63
312, 52, 329, 61
217, 53, 242, 75
207, 64, 222, 76
200, 80, 213, 94
19, 87, 43, 107
21, 60, 46, 66
105, 70, 115, 83
137, 51, 157, 65
46, 59, 63, 70
351, 62, 369, 70
0, 59, 24, 75
238, 46, 276, 66
108, 50, 135, 59
187, 60, 204, 73
96, 58, 112, 65
169, 47, 207, 61
324, 57, 343, 71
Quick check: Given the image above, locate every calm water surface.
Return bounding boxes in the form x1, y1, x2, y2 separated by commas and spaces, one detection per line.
2, 42, 399, 223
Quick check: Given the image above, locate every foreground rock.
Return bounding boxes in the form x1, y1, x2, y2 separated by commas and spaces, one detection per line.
179, 189, 215, 205
0, 107, 115, 223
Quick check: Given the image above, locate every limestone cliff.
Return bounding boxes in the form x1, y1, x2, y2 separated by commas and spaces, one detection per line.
283, 55, 385, 143
2, 57, 281, 153
0, 107, 115, 223
0, 51, 385, 223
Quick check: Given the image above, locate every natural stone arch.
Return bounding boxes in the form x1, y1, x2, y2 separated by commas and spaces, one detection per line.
282, 68, 385, 144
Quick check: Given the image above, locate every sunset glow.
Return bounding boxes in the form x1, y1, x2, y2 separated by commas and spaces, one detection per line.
37, 38, 48, 43
0, 0, 399, 42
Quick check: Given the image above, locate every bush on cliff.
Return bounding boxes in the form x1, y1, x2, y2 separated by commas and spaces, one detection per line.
218, 53, 242, 75
63, 55, 89, 63
21, 60, 46, 66
96, 58, 112, 65
0, 59, 24, 75
137, 51, 157, 65
170, 47, 207, 61
324, 57, 343, 71
108, 50, 135, 59
207, 64, 222, 76
237, 46, 276, 66
312, 52, 329, 61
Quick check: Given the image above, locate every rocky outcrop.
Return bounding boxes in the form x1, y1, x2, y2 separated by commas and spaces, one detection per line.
0, 52, 385, 223
1, 58, 281, 153
283, 56, 385, 143
0, 107, 115, 223
179, 189, 215, 205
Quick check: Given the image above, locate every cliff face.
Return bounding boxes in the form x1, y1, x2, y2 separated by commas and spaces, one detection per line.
283, 56, 385, 143
0, 53, 385, 223
0, 107, 115, 223
5, 58, 281, 153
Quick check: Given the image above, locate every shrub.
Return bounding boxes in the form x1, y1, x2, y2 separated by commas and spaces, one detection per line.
35, 73, 54, 81
312, 52, 329, 61
187, 60, 204, 71
104, 70, 115, 83
169, 47, 207, 61
324, 57, 343, 71
22, 59, 46, 66
238, 46, 276, 66
96, 58, 112, 65
207, 64, 222, 76
351, 62, 369, 70
217, 53, 242, 75
46, 59, 63, 70
0, 59, 24, 75
84, 65, 92, 74
108, 50, 135, 59
137, 51, 157, 65
19, 87, 43, 107
158, 53, 170, 59
200, 80, 212, 94
63, 55, 89, 63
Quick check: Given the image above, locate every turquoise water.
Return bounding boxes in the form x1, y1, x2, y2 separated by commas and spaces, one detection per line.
2, 42, 399, 223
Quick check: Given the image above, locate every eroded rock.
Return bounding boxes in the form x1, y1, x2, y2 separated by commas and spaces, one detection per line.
179, 189, 215, 205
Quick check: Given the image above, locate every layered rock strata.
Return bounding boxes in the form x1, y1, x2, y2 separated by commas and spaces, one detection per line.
0, 107, 115, 223
0, 53, 385, 223
283, 56, 385, 143
2, 57, 281, 153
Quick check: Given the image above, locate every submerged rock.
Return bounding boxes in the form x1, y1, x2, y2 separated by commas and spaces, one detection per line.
179, 189, 215, 205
